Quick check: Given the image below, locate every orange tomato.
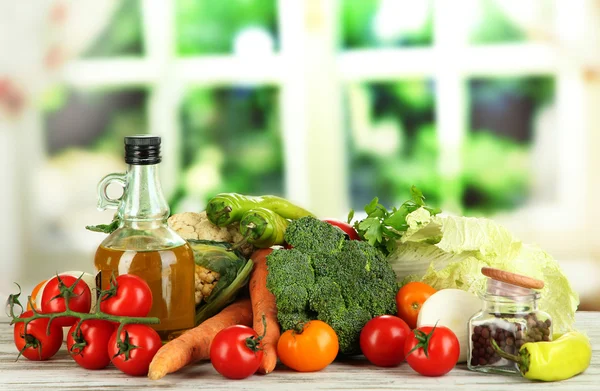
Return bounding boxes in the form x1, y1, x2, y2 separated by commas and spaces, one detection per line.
27, 280, 47, 311
277, 320, 339, 372
396, 282, 437, 329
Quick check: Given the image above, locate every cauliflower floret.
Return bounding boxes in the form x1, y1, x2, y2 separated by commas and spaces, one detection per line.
168, 211, 254, 258
168, 211, 231, 242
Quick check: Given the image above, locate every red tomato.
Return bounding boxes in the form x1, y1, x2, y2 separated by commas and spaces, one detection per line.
323, 219, 360, 240
396, 282, 437, 329
67, 319, 116, 369
108, 324, 162, 376
13, 310, 63, 361
41, 275, 92, 327
100, 274, 152, 318
404, 326, 459, 377
360, 315, 411, 367
210, 325, 263, 379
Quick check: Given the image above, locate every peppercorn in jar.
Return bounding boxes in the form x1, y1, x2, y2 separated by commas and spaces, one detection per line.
467, 267, 552, 375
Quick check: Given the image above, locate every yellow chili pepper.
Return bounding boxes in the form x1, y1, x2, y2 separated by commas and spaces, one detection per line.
491, 331, 592, 382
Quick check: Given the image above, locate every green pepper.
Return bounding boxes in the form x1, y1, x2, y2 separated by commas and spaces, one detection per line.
491, 331, 592, 382
237, 207, 289, 248
206, 193, 315, 227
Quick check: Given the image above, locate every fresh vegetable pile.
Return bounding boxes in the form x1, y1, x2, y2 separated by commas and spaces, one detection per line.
9, 188, 592, 383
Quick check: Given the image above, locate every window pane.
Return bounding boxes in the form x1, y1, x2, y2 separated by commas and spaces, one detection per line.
469, 0, 554, 45
341, 0, 433, 49
176, 86, 283, 211
175, 0, 279, 56
44, 88, 148, 155
345, 80, 438, 210
83, 0, 144, 58
40, 88, 148, 251
465, 76, 556, 214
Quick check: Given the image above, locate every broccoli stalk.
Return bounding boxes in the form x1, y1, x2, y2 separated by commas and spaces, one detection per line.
266, 217, 398, 355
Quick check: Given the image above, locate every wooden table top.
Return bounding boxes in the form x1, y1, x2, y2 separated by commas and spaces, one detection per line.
0, 312, 598, 391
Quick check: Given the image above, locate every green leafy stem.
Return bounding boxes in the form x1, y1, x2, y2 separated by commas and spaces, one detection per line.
350, 185, 442, 255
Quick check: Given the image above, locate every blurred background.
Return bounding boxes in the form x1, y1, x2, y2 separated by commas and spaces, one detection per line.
1, 0, 600, 309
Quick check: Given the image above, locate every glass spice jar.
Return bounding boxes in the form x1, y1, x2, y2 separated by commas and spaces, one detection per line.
467, 267, 552, 375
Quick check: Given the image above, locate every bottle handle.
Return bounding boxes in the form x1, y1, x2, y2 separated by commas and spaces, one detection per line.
97, 173, 127, 211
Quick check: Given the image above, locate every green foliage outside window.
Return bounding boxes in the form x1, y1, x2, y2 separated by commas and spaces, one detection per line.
340, 0, 433, 49
346, 80, 439, 210
175, 0, 278, 55
469, 0, 527, 44
83, 0, 144, 58
173, 87, 284, 211
43, 89, 148, 156
345, 76, 554, 215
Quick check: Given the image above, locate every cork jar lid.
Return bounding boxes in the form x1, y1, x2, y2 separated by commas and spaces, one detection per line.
481, 267, 544, 290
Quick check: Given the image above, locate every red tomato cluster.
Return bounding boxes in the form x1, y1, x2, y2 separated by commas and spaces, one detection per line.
13, 273, 160, 377
359, 281, 460, 377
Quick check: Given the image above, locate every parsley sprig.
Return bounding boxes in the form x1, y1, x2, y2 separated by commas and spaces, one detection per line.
350, 186, 441, 255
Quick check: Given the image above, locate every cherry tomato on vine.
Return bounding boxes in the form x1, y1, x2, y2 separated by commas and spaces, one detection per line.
323, 219, 360, 240
404, 325, 459, 377
41, 274, 92, 327
100, 274, 152, 318
396, 282, 437, 329
67, 319, 116, 370
360, 315, 411, 367
30, 272, 96, 312
277, 320, 339, 372
210, 325, 263, 379
13, 310, 63, 361
108, 324, 162, 376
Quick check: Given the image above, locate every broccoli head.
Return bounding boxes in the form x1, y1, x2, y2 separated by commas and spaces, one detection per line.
284, 216, 345, 253
266, 217, 399, 355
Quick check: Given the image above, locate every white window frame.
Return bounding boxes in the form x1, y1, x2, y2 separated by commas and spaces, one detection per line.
11, 0, 600, 286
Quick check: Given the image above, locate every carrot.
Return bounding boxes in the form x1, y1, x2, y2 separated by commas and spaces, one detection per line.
249, 248, 280, 374
147, 298, 252, 380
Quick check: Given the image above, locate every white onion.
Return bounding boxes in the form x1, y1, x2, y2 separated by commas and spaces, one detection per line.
417, 289, 483, 363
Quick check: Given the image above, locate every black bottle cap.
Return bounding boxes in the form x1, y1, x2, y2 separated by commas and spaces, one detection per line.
124, 135, 162, 165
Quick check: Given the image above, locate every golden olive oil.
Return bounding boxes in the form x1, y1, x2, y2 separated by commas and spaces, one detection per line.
95, 242, 195, 341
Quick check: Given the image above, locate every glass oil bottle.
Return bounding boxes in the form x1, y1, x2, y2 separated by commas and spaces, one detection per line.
93, 135, 195, 341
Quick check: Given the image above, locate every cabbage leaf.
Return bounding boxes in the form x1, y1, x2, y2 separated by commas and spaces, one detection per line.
388, 208, 579, 333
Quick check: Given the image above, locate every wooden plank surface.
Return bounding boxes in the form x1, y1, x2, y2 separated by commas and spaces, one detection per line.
0, 312, 598, 391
